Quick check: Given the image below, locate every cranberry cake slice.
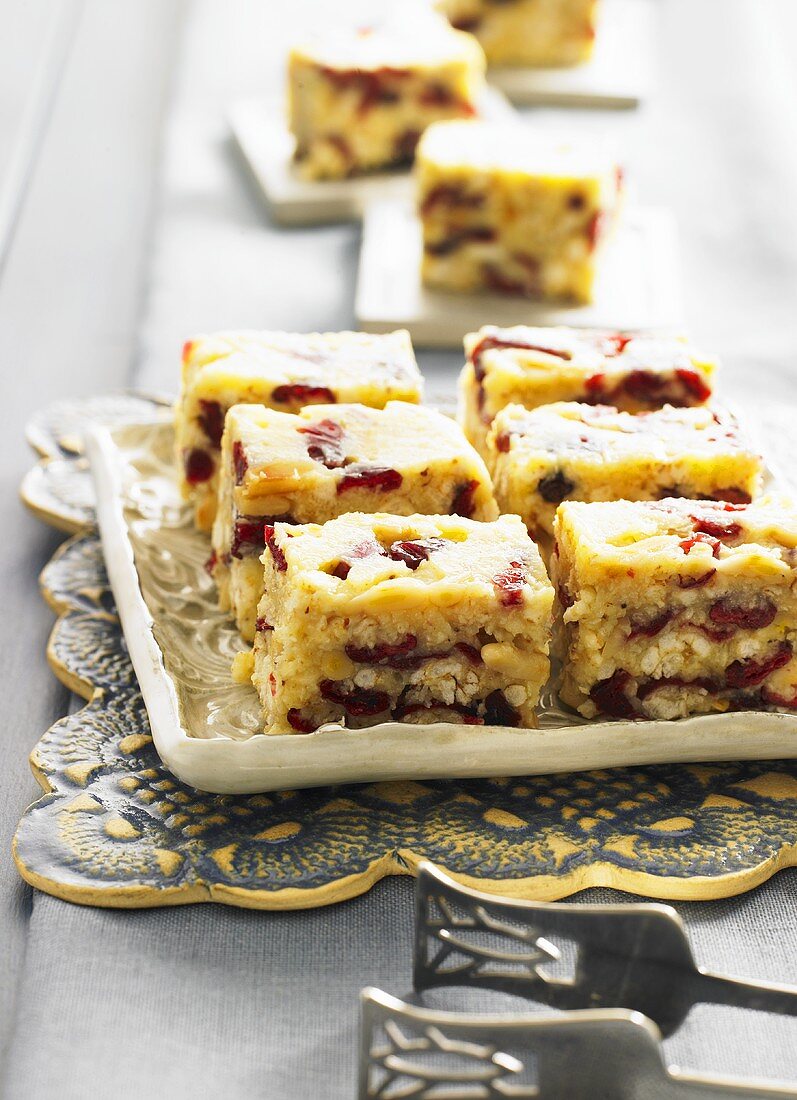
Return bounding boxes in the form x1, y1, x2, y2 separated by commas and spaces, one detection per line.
437, 0, 599, 68
212, 401, 498, 641
553, 496, 797, 721
417, 121, 623, 303
459, 325, 717, 456
174, 329, 422, 531
488, 403, 762, 540
250, 512, 554, 734
288, 8, 485, 180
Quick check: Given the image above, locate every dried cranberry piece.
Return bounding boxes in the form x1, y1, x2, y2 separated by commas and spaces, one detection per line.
345, 635, 417, 664
287, 709, 317, 733
456, 643, 482, 665
691, 516, 742, 541
264, 525, 287, 572
451, 479, 480, 518
271, 383, 336, 405
298, 418, 347, 468
337, 465, 403, 493
493, 561, 526, 607
675, 368, 712, 402
678, 569, 716, 590
331, 538, 386, 579
232, 440, 248, 485
709, 598, 776, 631
679, 532, 722, 558
623, 370, 668, 403
184, 448, 214, 484
419, 82, 455, 107
537, 470, 574, 505
420, 185, 484, 218
426, 227, 496, 256
182, 339, 195, 362
451, 15, 481, 31
197, 399, 225, 447
628, 608, 676, 639
320, 681, 390, 717
558, 582, 574, 610
590, 670, 636, 718
714, 488, 752, 506
394, 128, 421, 162
587, 210, 606, 249
584, 372, 606, 400
637, 675, 719, 701
255, 617, 273, 632
726, 642, 792, 689
204, 550, 218, 576
495, 432, 512, 453
697, 623, 736, 643
483, 690, 521, 727
231, 519, 265, 559
482, 265, 527, 296
388, 537, 447, 570
599, 333, 632, 357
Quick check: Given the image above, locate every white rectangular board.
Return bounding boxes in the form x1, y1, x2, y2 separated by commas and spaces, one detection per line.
355, 200, 683, 348
229, 88, 515, 227
488, 0, 655, 109
86, 418, 797, 796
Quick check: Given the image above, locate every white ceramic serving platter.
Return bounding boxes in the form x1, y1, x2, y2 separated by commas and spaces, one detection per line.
86, 417, 797, 796
488, 0, 655, 109
355, 200, 683, 348
229, 88, 515, 226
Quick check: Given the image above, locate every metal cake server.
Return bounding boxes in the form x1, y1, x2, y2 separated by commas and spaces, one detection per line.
413, 862, 797, 1037
359, 988, 797, 1099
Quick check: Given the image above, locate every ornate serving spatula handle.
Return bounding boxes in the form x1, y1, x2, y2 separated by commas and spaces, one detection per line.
413, 862, 797, 1036
359, 988, 797, 1099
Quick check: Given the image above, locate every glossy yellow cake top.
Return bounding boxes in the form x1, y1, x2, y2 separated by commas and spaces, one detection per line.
228, 401, 493, 498
180, 329, 423, 401
555, 495, 797, 583
265, 512, 552, 609
418, 121, 617, 179
493, 402, 760, 465
464, 326, 717, 382
290, 8, 484, 72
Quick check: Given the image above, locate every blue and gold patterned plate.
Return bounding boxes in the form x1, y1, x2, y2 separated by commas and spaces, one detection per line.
15, 395, 797, 909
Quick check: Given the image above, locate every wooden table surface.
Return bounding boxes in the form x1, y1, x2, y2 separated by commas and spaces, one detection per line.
2, 2, 797, 1096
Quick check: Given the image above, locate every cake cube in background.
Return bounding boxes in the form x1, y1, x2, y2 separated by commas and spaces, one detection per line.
488, 403, 763, 540
553, 495, 797, 721
287, 7, 485, 181
416, 121, 622, 302
174, 329, 423, 530
212, 401, 498, 640
437, 0, 599, 68
252, 512, 554, 733
459, 326, 717, 455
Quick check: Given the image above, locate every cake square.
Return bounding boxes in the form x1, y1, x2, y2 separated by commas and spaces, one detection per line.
552, 495, 797, 721
459, 325, 717, 455
288, 8, 485, 181
488, 402, 763, 540
437, 0, 599, 68
212, 401, 498, 641
416, 121, 623, 303
250, 512, 554, 733
174, 329, 423, 530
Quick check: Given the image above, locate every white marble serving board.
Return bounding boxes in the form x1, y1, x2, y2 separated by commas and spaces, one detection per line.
355, 200, 683, 348
488, 0, 655, 109
229, 88, 515, 227
86, 419, 797, 796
